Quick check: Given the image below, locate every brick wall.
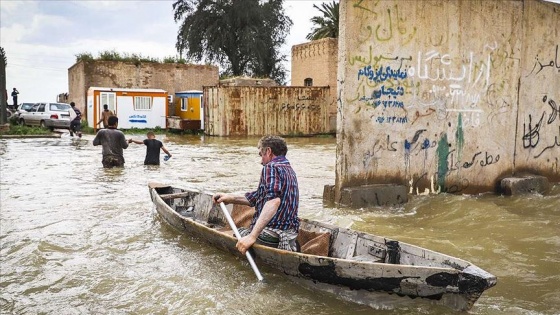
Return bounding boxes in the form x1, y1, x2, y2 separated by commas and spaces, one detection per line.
291, 38, 338, 132
68, 60, 219, 116
291, 38, 338, 88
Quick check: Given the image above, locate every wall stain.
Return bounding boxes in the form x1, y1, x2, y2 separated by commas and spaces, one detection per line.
456, 113, 465, 162
436, 133, 450, 190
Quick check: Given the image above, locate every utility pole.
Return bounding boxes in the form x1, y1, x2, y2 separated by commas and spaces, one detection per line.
0, 47, 7, 125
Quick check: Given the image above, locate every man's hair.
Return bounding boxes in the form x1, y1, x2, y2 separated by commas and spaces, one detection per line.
259, 135, 288, 156
147, 131, 155, 137
70, 102, 75, 107
108, 115, 118, 126
103, 104, 108, 109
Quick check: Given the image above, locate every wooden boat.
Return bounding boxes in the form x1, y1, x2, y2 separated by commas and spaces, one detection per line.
148, 183, 497, 311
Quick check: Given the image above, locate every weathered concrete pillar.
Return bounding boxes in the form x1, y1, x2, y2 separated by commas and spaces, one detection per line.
337, 184, 408, 208
500, 175, 550, 196
323, 184, 336, 203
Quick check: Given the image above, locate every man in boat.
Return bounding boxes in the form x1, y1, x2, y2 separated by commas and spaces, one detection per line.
92, 116, 129, 168
214, 135, 299, 255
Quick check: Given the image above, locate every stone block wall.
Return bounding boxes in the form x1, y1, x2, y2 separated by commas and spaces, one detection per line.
68, 60, 219, 116
292, 38, 338, 132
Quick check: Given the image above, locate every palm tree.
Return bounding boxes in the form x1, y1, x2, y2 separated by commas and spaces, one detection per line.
306, 1, 339, 41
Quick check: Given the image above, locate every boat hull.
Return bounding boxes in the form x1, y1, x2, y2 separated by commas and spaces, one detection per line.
149, 184, 496, 311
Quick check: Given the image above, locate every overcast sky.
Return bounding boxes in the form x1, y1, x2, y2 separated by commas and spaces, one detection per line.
2, 0, 559, 103
0, 0, 330, 103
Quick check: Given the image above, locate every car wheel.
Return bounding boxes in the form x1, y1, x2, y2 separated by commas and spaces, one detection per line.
40, 120, 46, 128
48, 127, 54, 131
19, 118, 25, 126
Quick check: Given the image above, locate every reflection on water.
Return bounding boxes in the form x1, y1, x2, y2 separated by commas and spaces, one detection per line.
1, 134, 559, 315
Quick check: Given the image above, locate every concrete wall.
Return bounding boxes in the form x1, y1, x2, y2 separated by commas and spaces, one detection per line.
204, 86, 332, 136
68, 61, 219, 116
68, 61, 86, 111
517, 0, 560, 180
336, 0, 559, 198
292, 38, 338, 132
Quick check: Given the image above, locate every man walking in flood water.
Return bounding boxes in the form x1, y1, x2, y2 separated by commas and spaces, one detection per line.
93, 116, 129, 168
213, 135, 300, 255
70, 102, 83, 138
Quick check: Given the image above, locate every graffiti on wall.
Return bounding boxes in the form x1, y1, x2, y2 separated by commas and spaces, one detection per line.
526, 45, 560, 77
522, 44, 560, 160
352, 0, 417, 45
343, 0, 560, 194
360, 115, 501, 194
523, 94, 560, 158
350, 47, 500, 130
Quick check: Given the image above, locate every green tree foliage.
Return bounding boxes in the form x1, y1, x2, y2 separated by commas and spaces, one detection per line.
75, 50, 185, 64
306, 1, 339, 41
173, 0, 292, 84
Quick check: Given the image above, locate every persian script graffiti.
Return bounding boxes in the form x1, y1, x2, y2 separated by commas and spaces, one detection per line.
357, 65, 408, 83
526, 45, 560, 76
269, 103, 321, 111
523, 95, 560, 158
408, 51, 492, 87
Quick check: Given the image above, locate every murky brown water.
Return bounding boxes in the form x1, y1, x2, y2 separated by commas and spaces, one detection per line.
1, 133, 559, 315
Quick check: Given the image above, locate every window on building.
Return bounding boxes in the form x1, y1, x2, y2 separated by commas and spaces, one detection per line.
134, 96, 152, 110
304, 78, 313, 86
100, 92, 116, 112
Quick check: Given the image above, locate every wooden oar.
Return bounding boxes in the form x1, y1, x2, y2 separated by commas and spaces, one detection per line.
218, 202, 264, 282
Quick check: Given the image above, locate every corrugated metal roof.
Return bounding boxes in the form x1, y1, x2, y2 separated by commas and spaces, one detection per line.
87, 87, 167, 93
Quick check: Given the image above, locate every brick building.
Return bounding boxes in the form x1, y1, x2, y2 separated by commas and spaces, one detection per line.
68, 60, 219, 116
291, 38, 338, 132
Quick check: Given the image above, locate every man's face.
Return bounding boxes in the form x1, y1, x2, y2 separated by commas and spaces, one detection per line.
259, 146, 272, 165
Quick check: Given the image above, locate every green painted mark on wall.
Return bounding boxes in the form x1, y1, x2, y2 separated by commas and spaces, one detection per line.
456, 113, 464, 160
436, 133, 450, 190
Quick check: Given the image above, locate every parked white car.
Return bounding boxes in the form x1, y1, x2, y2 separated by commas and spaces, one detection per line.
19, 102, 73, 130
14, 102, 35, 119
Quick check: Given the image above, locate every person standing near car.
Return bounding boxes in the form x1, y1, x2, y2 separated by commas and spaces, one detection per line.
70, 102, 82, 138
96, 104, 114, 129
11, 88, 19, 108
93, 116, 129, 168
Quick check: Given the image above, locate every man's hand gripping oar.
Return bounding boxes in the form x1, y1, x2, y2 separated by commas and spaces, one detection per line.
214, 196, 264, 282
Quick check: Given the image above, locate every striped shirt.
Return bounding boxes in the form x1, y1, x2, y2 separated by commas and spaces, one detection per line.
245, 156, 300, 231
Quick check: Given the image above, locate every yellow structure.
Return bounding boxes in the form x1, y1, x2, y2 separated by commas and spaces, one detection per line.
167, 90, 204, 131
176, 90, 202, 121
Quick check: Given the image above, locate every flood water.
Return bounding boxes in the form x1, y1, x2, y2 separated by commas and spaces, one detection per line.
1, 133, 559, 315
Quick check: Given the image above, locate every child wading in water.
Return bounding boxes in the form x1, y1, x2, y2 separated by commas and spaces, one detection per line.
128, 131, 172, 165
